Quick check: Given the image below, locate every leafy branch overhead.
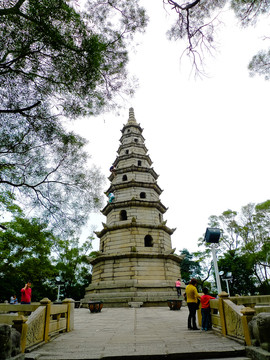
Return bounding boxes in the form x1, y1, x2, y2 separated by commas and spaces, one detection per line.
0, 0, 147, 234
0, 0, 147, 117
0, 113, 106, 234
163, 0, 270, 76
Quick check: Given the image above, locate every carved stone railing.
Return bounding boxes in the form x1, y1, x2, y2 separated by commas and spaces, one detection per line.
0, 298, 74, 353
197, 292, 270, 346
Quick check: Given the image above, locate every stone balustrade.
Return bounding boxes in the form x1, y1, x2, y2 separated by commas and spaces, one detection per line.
0, 298, 74, 354
197, 292, 270, 350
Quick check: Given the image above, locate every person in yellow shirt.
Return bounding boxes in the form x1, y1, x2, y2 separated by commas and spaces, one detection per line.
185, 278, 201, 330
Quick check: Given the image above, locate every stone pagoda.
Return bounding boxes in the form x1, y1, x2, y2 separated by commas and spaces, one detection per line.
83, 108, 183, 307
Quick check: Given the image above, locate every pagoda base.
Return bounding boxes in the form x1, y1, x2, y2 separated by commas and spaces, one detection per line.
82, 252, 183, 307
82, 281, 184, 307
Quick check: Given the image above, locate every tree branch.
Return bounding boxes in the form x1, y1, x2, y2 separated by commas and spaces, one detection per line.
0, 101, 41, 114
167, 0, 201, 11
0, 0, 26, 16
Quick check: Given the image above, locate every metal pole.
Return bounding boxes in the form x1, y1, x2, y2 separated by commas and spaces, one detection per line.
211, 245, 222, 294
57, 285, 61, 301
224, 279, 230, 296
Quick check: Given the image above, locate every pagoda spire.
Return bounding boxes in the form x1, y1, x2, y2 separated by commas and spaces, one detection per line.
127, 107, 137, 124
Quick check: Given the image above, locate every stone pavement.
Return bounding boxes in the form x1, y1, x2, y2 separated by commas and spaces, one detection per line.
25, 306, 250, 360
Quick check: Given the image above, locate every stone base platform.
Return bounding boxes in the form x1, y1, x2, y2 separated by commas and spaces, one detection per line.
82, 279, 184, 307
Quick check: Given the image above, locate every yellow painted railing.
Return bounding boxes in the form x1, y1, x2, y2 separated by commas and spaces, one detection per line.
0, 298, 74, 352
197, 292, 270, 345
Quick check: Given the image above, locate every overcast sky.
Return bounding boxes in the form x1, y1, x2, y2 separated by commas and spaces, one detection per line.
74, 1, 270, 254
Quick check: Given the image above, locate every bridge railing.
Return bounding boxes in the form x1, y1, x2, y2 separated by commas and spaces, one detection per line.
197, 292, 270, 345
230, 294, 270, 314
0, 298, 74, 352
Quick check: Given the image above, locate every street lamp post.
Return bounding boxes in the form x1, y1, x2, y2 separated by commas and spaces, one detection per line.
222, 272, 232, 296
223, 279, 230, 296
55, 276, 64, 303
204, 228, 222, 294
211, 244, 222, 294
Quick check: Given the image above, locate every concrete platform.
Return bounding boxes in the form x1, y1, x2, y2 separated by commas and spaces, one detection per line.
25, 307, 248, 360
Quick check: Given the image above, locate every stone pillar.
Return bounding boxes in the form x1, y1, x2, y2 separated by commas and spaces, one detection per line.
240, 307, 256, 346
218, 291, 229, 336
40, 297, 51, 343
12, 316, 28, 353
62, 298, 75, 331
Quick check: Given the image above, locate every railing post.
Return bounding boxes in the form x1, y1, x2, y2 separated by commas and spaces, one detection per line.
12, 315, 28, 353
240, 307, 256, 346
62, 298, 75, 332
40, 298, 51, 343
218, 291, 229, 336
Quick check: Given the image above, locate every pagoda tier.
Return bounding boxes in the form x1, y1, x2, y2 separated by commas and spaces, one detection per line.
82, 108, 183, 307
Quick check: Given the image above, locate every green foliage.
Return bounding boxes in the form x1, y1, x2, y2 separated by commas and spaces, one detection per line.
179, 248, 202, 284
218, 250, 257, 295
0, 204, 94, 302
0, 0, 147, 234
0, 114, 105, 234
197, 200, 270, 295
0, 213, 58, 301
54, 238, 94, 300
0, 0, 147, 117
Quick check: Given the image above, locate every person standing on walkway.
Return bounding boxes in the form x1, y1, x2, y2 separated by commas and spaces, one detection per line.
201, 287, 215, 331
175, 278, 181, 297
185, 278, 201, 330
10, 295, 18, 304
21, 281, 32, 304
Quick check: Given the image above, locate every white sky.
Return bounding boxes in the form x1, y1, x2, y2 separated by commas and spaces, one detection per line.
73, 1, 270, 254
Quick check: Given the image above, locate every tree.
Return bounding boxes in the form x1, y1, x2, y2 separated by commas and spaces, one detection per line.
180, 248, 202, 284
0, 0, 147, 233
0, 0, 147, 117
54, 237, 94, 300
163, 0, 270, 76
0, 116, 105, 234
218, 250, 257, 295
0, 213, 58, 301
198, 200, 270, 294
239, 201, 270, 291
0, 201, 97, 302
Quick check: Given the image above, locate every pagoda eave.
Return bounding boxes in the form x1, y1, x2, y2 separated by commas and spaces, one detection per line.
88, 251, 183, 266
120, 122, 143, 134
101, 199, 167, 216
113, 153, 153, 167
108, 165, 159, 181
105, 180, 163, 196
94, 221, 176, 238
117, 143, 148, 155
119, 133, 145, 144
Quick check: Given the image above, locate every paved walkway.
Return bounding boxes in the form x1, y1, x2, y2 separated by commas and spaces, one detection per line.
25, 307, 249, 360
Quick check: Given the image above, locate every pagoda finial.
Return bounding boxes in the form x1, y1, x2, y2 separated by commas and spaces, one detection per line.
128, 107, 137, 124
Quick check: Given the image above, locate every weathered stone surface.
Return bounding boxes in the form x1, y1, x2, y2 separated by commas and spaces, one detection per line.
246, 346, 270, 360
25, 306, 45, 348
249, 312, 270, 352
0, 324, 22, 360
